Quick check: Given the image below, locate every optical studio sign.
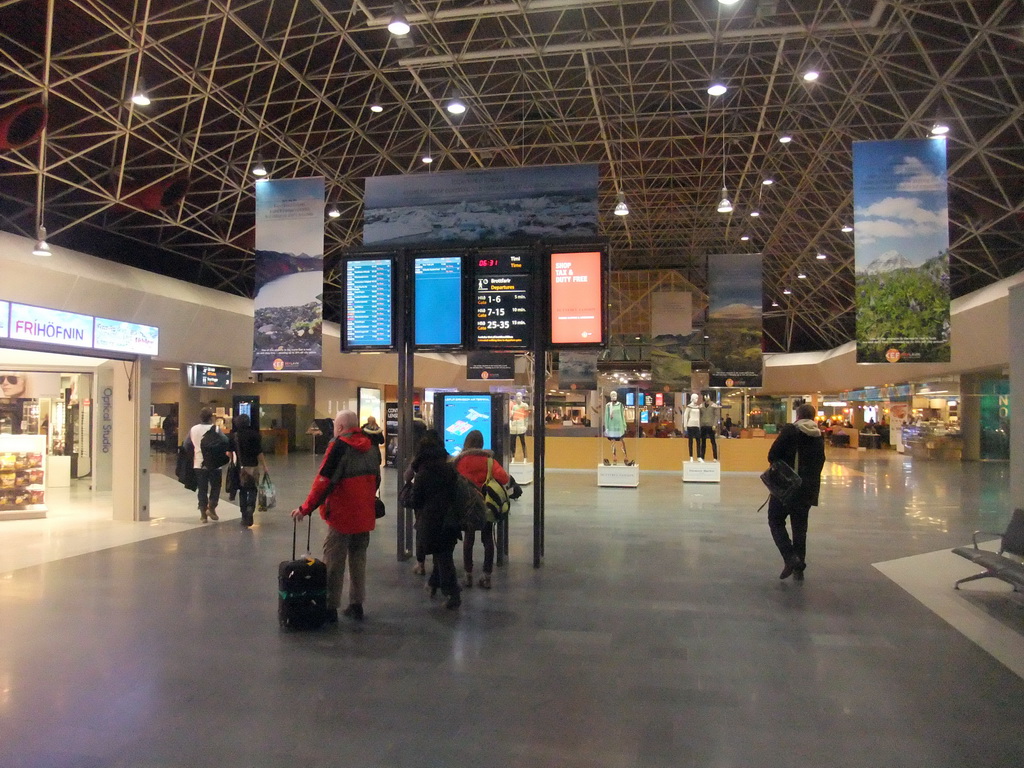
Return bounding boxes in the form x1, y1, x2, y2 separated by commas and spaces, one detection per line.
0, 302, 159, 356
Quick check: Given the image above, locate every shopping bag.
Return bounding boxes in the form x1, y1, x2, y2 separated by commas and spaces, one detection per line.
257, 472, 277, 511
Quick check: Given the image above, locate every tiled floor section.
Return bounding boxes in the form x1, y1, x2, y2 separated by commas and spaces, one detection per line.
1, 450, 1022, 767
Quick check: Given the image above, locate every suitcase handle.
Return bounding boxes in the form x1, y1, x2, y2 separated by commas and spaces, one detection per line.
292, 514, 313, 560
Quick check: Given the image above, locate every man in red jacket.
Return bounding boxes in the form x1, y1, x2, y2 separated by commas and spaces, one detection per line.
292, 410, 380, 622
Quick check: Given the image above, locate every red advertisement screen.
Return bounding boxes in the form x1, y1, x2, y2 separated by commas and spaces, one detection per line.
550, 251, 603, 345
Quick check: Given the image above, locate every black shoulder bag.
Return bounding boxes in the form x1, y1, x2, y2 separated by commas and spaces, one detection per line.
758, 452, 801, 511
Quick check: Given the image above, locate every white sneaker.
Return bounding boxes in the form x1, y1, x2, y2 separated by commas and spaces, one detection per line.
698, 458, 704, 463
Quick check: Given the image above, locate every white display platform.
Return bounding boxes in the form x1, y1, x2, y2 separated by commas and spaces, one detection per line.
682, 460, 721, 483
597, 463, 640, 487
509, 460, 533, 485
47, 455, 72, 488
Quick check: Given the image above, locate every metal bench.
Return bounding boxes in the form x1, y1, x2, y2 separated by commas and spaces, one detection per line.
952, 508, 1024, 592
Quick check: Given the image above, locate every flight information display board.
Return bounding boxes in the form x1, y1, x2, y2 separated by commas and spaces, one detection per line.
344, 258, 394, 350
549, 250, 605, 346
473, 252, 532, 349
187, 364, 232, 389
414, 255, 463, 347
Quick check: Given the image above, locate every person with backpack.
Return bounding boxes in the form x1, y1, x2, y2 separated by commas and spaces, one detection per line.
410, 431, 463, 609
189, 407, 230, 522
453, 430, 510, 590
229, 413, 268, 528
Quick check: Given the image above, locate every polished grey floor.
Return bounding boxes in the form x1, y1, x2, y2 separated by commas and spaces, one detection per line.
1, 450, 1022, 767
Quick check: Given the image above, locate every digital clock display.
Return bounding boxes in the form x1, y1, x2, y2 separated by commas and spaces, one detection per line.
473, 252, 532, 349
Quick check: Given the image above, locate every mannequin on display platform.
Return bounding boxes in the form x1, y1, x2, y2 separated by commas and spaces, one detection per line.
509, 392, 531, 461
698, 393, 722, 462
603, 391, 633, 466
683, 392, 702, 461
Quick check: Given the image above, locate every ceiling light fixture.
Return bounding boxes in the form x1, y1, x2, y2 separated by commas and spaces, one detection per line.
930, 122, 950, 136
762, 177, 774, 186
783, 287, 792, 295
32, 225, 51, 257
613, 191, 629, 216
421, 152, 433, 164
749, 210, 760, 217
816, 252, 827, 260
251, 159, 267, 177
771, 300, 779, 307
387, 5, 410, 36
370, 99, 384, 113
803, 69, 820, 82
797, 272, 807, 279
841, 225, 853, 233
717, 187, 733, 214
740, 234, 750, 241
327, 205, 341, 219
707, 82, 728, 97
718, 0, 740, 5
131, 79, 151, 106
778, 134, 793, 144
446, 97, 467, 115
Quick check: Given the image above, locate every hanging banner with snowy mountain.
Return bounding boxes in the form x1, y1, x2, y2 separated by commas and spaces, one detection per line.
363, 165, 598, 245
253, 177, 324, 373
706, 253, 763, 388
854, 139, 949, 363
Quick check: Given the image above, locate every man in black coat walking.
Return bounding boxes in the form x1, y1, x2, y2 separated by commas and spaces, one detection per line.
766, 403, 826, 580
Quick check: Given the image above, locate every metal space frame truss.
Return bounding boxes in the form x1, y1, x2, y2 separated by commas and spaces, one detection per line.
0, 0, 1021, 352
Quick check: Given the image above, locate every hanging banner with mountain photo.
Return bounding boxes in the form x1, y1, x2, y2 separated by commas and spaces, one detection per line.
854, 139, 950, 363
706, 253, 763, 388
253, 177, 325, 373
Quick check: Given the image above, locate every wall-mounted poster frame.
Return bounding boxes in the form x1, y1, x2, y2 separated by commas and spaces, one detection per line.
342, 254, 396, 351
412, 251, 466, 350
547, 247, 608, 348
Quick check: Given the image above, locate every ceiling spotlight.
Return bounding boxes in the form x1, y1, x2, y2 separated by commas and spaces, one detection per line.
771, 300, 779, 307
707, 82, 728, 97
718, 0, 740, 4
783, 287, 792, 295
841, 225, 853, 233
446, 98, 467, 115
797, 272, 807, 279
930, 122, 950, 136
387, 5, 410, 36
740, 234, 751, 241
251, 159, 268, 177
369, 100, 384, 113
778, 134, 793, 144
803, 69, 820, 82
327, 205, 341, 219
131, 80, 151, 106
749, 210, 760, 217
716, 187, 733, 214
421, 152, 433, 164
613, 191, 629, 217
762, 177, 774, 186
816, 252, 827, 260
31, 225, 51, 257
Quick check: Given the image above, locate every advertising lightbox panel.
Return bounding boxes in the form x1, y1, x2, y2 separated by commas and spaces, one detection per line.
94, 317, 159, 356
344, 257, 395, 350
9, 303, 94, 349
438, 393, 494, 456
414, 255, 463, 348
0, 301, 8, 338
549, 251, 605, 346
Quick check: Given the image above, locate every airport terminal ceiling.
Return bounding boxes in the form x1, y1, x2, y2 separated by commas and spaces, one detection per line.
0, 0, 1022, 353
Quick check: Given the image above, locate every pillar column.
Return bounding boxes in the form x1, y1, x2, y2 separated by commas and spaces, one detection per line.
112, 356, 151, 521
1009, 284, 1024, 508
960, 372, 982, 462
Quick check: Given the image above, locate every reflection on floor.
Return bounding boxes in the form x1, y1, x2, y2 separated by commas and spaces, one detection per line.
1, 449, 1022, 767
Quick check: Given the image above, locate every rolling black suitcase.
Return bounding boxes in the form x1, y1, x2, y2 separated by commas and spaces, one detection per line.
278, 516, 329, 630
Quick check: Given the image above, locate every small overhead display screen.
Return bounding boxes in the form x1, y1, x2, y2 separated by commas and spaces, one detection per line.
439, 393, 493, 456
414, 255, 463, 347
344, 258, 394, 350
549, 251, 604, 345
473, 252, 532, 349
187, 364, 232, 389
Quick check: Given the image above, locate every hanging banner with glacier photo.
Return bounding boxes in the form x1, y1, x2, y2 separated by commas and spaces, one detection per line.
253, 177, 325, 372
363, 164, 598, 245
854, 139, 949, 363
706, 253, 763, 388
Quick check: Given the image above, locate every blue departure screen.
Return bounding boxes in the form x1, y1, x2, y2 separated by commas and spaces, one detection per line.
414, 256, 462, 346
345, 259, 393, 348
441, 394, 492, 456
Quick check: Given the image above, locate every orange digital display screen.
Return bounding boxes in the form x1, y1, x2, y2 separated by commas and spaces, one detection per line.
550, 251, 603, 345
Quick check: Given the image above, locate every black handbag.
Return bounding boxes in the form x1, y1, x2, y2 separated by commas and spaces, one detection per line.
759, 454, 802, 510
375, 496, 386, 519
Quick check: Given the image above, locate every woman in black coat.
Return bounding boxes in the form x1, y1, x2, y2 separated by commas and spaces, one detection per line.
410, 434, 462, 609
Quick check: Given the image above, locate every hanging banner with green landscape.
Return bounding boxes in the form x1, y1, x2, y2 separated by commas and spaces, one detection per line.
706, 253, 763, 388
854, 139, 950, 363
